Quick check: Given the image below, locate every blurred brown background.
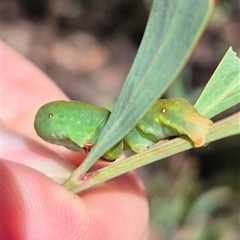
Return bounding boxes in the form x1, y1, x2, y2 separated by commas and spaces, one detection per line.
2, 0, 239, 106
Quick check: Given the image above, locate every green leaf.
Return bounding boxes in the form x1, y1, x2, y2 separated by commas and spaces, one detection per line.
63, 112, 240, 192
63, 48, 240, 193
195, 47, 240, 118
184, 187, 233, 224
74, 0, 214, 175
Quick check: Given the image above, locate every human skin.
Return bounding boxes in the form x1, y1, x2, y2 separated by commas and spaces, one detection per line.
1, 42, 149, 240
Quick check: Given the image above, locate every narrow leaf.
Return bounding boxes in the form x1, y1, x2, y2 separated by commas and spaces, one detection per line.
63, 112, 240, 193
184, 187, 233, 223
195, 47, 240, 118
75, 0, 214, 175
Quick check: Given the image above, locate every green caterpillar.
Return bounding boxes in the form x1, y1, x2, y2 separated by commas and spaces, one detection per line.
34, 98, 212, 161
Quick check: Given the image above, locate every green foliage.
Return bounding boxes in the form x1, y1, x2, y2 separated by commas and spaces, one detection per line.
72, 0, 215, 176
195, 47, 240, 118
147, 159, 239, 240
63, 111, 240, 193
62, 0, 239, 195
